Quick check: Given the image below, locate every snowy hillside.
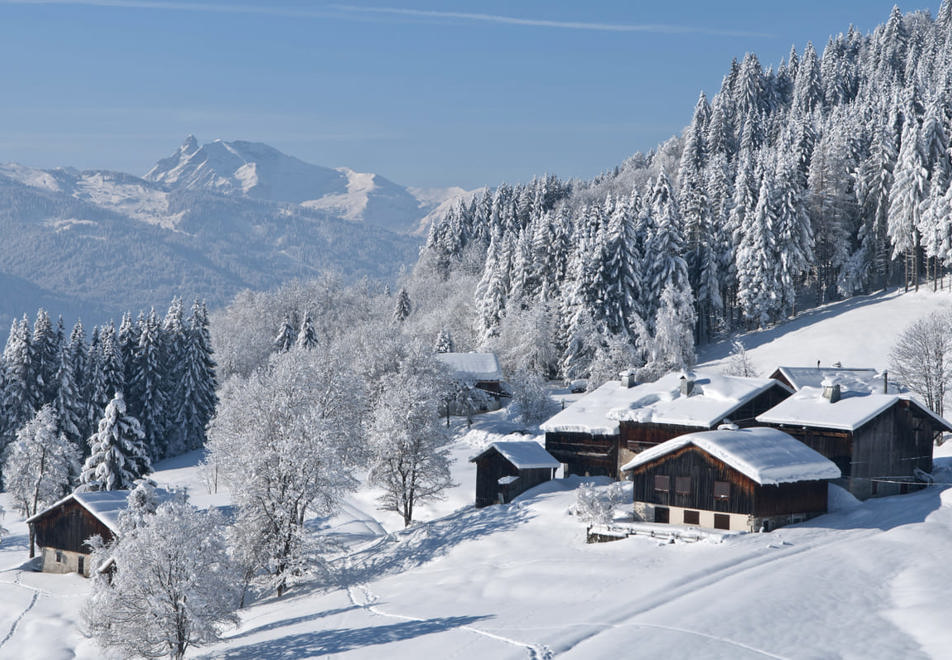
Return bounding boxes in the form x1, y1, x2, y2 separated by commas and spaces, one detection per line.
0, 157, 421, 323
3, 289, 952, 658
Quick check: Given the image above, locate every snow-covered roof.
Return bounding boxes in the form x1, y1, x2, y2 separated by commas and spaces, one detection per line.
541, 371, 787, 435
756, 387, 952, 432
620, 427, 841, 486
470, 440, 561, 470
771, 366, 894, 393
27, 489, 172, 534
435, 352, 503, 381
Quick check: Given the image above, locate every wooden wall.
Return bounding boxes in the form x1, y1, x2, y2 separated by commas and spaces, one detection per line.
628, 445, 828, 517
473, 449, 553, 507
545, 431, 617, 477
32, 499, 114, 554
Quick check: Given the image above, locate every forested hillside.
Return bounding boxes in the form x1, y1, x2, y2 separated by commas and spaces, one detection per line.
418, 3, 952, 381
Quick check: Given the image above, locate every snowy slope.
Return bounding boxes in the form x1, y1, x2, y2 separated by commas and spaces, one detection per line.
5, 290, 952, 658
698, 287, 952, 375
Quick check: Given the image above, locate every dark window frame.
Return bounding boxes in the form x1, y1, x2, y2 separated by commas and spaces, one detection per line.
683, 509, 700, 525
654, 475, 670, 493
675, 476, 691, 495
714, 480, 730, 500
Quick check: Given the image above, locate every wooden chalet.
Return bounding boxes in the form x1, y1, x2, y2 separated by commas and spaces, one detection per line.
470, 440, 560, 508
435, 352, 506, 412
541, 371, 792, 479
622, 427, 840, 532
26, 491, 134, 576
757, 378, 952, 499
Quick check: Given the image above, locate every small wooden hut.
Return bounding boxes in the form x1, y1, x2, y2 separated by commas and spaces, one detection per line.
622, 427, 840, 532
470, 440, 560, 508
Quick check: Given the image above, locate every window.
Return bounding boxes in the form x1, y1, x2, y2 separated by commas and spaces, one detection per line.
654, 475, 670, 492
714, 513, 730, 530
675, 476, 691, 495
683, 510, 700, 525
714, 481, 730, 500
55, 550, 64, 563
654, 506, 670, 523
77, 557, 85, 575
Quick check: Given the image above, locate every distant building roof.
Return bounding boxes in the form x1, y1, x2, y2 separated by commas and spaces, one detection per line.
470, 440, 561, 470
621, 427, 841, 486
435, 352, 503, 382
770, 366, 897, 394
756, 387, 952, 433
541, 371, 787, 435
27, 489, 173, 534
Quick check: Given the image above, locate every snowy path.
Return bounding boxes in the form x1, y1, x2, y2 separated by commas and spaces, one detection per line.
345, 582, 553, 659
0, 571, 40, 650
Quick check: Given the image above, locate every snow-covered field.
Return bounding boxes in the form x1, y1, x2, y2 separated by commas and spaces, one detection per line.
3, 287, 952, 659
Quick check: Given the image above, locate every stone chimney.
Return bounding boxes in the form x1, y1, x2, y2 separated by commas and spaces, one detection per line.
883, 370, 889, 394
680, 374, 695, 397
620, 369, 637, 388
822, 380, 841, 403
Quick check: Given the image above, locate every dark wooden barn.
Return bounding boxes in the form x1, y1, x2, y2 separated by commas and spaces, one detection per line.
27, 490, 134, 576
757, 384, 952, 499
622, 427, 840, 532
542, 371, 792, 479
470, 441, 560, 508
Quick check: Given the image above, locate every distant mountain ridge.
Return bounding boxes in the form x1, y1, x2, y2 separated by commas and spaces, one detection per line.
0, 138, 470, 325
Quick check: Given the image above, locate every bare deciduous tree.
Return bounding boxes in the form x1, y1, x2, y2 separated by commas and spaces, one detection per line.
889, 310, 952, 416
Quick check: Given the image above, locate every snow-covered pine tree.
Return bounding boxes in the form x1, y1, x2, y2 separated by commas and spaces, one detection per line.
736, 168, 782, 327
98, 323, 125, 409
392, 287, 412, 324
645, 173, 690, 328
295, 310, 318, 350
2, 404, 80, 556
80, 391, 151, 492
31, 309, 60, 407
888, 108, 928, 291
52, 339, 85, 458
161, 298, 188, 457
272, 313, 295, 352
117, 311, 141, 393
774, 150, 815, 316
175, 300, 218, 453
649, 282, 697, 372
1, 317, 37, 458
131, 309, 167, 461
434, 329, 454, 353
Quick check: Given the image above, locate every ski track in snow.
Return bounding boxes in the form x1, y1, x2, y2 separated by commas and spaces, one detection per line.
554, 521, 892, 657
345, 582, 553, 660
0, 571, 41, 650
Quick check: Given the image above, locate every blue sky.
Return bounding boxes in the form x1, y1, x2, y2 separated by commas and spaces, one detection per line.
0, 1, 931, 188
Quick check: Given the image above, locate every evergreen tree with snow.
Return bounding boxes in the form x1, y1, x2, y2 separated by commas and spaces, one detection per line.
174, 300, 218, 453
272, 313, 295, 353
161, 298, 188, 456
295, 310, 318, 350
131, 309, 167, 461
888, 109, 928, 291
1, 317, 37, 458
31, 309, 59, 407
80, 391, 150, 492
98, 323, 125, 409
392, 287, 412, 324
434, 329, 454, 353
649, 282, 697, 372
52, 339, 85, 457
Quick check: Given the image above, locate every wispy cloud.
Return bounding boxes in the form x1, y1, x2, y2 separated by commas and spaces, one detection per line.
331, 5, 774, 38
0, 0, 774, 38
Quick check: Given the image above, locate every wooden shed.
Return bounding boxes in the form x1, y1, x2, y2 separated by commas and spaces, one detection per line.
757, 382, 952, 499
435, 352, 507, 412
622, 427, 840, 532
27, 490, 135, 576
542, 371, 792, 479
470, 440, 560, 508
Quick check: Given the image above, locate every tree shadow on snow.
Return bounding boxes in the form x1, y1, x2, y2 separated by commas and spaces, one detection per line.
699, 288, 902, 364
212, 614, 490, 658
225, 606, 363, 641
333, 502, 533, 588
